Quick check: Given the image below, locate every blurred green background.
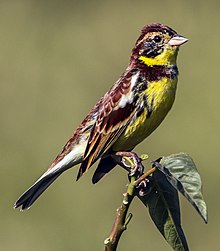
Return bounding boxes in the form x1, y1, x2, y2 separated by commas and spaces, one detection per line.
1, 0, 219, 250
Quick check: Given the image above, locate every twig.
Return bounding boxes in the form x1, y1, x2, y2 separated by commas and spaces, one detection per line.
134, 167, 156, 186
104, 176, 136, 251
104, 152, 156, 251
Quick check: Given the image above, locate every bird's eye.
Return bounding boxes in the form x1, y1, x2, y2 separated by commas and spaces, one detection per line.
153, 36, 162, 43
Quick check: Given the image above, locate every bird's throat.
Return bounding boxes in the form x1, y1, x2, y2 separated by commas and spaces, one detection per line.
139, 48, 178, 67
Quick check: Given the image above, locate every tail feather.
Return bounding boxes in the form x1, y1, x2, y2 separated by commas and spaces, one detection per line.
14, 144, 86, 210
14, 172, 62, 210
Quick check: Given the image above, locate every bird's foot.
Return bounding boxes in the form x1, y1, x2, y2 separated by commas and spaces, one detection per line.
136, 176, 153, 196
111, 151, 145, 178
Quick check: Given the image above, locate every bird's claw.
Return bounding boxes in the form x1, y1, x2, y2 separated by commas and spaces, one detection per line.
111, 151, 145, 178
128, 158, 144, 177
137, 177, 153, 196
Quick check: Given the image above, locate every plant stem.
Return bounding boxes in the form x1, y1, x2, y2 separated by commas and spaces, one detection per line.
134, 167, 156, 186
104, 152, 157, 251
104, 176, 136, 251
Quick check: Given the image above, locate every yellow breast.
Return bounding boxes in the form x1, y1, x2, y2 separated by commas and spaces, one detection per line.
112, 76, 177, 151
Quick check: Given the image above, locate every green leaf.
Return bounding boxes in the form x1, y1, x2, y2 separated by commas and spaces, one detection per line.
158, 153, 208, 223
140, 154, 149, 161
138, 171, 189, 251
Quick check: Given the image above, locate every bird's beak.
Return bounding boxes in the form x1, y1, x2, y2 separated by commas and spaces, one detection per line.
168, 35, 189, 46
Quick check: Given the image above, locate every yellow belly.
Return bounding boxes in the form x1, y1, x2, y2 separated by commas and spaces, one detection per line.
112, 77, 177, 151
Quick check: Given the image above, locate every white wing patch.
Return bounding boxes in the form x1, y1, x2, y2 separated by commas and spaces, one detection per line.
118, 72, 139, 108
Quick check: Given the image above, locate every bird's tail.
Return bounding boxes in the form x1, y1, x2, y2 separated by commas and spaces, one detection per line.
14, 142, 86, 210
14, 171, 63, 210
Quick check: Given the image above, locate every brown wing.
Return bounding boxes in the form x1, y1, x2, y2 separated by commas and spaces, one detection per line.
76, 70, 139, 180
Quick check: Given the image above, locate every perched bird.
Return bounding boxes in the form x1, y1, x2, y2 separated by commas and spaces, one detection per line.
14, 23, 188, 210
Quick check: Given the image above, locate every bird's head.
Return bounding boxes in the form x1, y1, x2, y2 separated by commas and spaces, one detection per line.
131, 23, 188, 67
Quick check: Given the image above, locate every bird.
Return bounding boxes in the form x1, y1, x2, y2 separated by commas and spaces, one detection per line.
14, 23, 188, 210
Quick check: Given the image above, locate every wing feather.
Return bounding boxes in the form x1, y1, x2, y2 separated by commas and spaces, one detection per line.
77, 71, 140, 179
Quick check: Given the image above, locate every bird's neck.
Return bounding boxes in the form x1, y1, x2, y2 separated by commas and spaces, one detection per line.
129, 60, 179, 82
